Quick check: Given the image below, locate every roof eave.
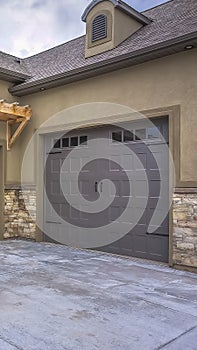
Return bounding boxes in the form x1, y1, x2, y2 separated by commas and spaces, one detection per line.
9, 32, 197, 97
116, 2, 151, 25
0, 67, 31, 83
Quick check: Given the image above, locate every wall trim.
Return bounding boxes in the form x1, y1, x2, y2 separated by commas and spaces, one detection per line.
172, 264, 197, 274
0, 139, 6, 240
35, 105, 177, 265
5, 184, 36, 190
37, 104, 193, 188
175, 187, 197, 193
34, 104, 196, 266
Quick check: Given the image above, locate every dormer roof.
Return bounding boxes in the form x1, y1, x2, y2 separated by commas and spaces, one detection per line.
82, 0, 151, 25
2, 0, 197, 96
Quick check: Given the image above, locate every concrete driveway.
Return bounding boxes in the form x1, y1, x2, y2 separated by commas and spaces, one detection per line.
0, 241, 196, 350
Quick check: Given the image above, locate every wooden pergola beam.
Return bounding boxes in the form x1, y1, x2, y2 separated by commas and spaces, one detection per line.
6, 119, 30, 150
0, 100, 32, 150
0, 100, 32, 119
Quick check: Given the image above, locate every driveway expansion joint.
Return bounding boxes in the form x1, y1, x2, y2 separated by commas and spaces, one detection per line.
156, 325, 197, 350
0, 335, 24, 350
0, 241, 197, 350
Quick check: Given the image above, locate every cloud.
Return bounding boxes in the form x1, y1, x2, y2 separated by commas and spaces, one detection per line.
0, 0, 168, 58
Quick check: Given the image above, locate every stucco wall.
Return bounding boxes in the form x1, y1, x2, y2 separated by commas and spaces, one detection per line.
0, 80, 14, 140
17, 49, 197, 185
0, 79, 15, 101
85, 0, 142, 57
0, 79, 22, 183
114, 7, 142, 47
0, 49, 197, 184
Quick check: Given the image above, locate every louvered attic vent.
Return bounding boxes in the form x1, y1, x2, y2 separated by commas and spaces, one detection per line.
92, 14, 107, 42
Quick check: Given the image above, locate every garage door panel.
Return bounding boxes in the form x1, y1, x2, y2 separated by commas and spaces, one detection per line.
60, 180, 70, 194
110, 155, 122, 171
149, 220, 169, 235
70, 157, 81, 173
50, 158, 61, 173
121, 154, 134, 171
79, 180, 91, 197
133, 234, 147, 253
131, 198, 147, 209
45, 201, 61, 223
80, 205, 90, 221
133, 223, 147, 235
136, 209, 147, 225
61, 203, 70, 220
121, 180, 132, 197
148, 170, 160, 180
109, 206, 120, 222
134, 180, 149, 198
80, 157, 91, 172
44, 117, 169, 262
70, 181, 79, 195
149, 180, 161, 197
45, 222, 62, 236
50, 180, 61, 195
148, 236, 169, 262
134, 153, 147, 169
119, 235, 133, 254
133, 171, 147, 181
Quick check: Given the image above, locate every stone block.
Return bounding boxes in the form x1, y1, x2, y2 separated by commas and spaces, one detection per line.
173, 211, 187, 221
177, 242, 194, 251
4, 189, 36, 240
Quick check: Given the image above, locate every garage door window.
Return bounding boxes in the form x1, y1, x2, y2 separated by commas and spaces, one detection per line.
53, 135, 88, 149
80, 136, 88, 145
147, 126, 161, 140
112, 131, 122, 143
54, 139, 61, 149
62, 138, 69, 148
111, 126, 162, 143
135, 129, 146, 141
70, 137, 78, 147
124, 130, 134, 142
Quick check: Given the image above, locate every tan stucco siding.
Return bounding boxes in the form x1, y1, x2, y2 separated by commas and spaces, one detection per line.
85, 1, 142, 57
0, 79, 15, 101
0, 80, 22, 183
4, 48, 197, 184
0, 80, 14, 140
114, 8, 142, 47
85, 1, 114, 57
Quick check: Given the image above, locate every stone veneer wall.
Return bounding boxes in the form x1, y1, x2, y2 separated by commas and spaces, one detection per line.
173, 192, 197, 268
3, 188, 197, 269
4, 188, 36, 240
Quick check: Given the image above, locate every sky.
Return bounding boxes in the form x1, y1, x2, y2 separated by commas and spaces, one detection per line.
0, 0, 169, 58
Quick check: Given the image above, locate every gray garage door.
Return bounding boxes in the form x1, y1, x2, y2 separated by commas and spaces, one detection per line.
44, 117, 169, 262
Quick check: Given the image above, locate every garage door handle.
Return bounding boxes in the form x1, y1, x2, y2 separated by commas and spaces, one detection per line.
146, 232, 168, 237
46, 221, 62, 225
95, 182, 98, 193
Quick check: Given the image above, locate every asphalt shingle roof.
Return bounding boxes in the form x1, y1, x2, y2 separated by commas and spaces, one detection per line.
1, 0, 197, 91
0, 51, 30, 79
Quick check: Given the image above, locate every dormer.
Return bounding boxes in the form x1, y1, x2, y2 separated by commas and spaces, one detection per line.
82, 0, 151, 58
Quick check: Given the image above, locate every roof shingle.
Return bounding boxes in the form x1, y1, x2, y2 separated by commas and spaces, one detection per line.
3, 0, 197, 93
